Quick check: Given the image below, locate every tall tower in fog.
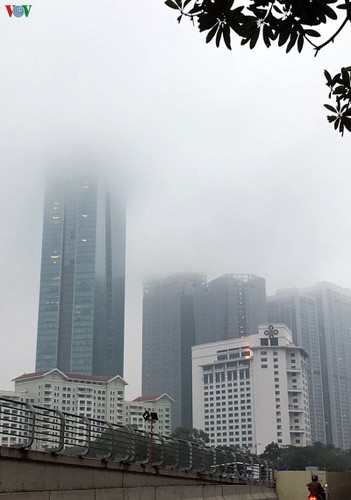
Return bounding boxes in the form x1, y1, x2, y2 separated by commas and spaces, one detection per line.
35, 173, 126, 377
304, 282, 351, 449
267, 288, 326, 445
142, 273, 205, 430
195, 274, 267, 345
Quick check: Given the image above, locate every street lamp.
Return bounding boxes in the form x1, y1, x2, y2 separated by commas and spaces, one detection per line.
142, 410, 158, 465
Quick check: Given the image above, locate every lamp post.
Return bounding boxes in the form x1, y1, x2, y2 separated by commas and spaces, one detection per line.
142, 410, 158, 465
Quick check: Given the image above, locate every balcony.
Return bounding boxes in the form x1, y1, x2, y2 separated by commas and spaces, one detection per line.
288, 405, 303, 412
289, 426, 305, 433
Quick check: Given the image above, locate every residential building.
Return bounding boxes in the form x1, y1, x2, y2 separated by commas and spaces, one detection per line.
267, 288, 326, 444
13, 369, 127, 423
304, 282, 351, 449
192, 324, 311, 453
142, 272, 205, 430
195, 274, 267, 344
35, 173, 126, 377
0, 390, 37, 447
123, 394, 173, 436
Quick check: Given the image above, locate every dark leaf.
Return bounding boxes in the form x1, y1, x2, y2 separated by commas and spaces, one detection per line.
216, 26, 223, 47
322, 3, 338, 20
165, 0, 179, 9
249, 28, 260, 49
241, 37, 251, 46
278, 27, 291, 47
206, 24, 219, 43
223, 24, 232, 50
263, 25, 271, 48
286, 31, 298, 53
327, 115, 337, 122
324, 70, 332, 85
334, 85, 346, 94
341, 68, 350, 87
297, 34, 304, 53
324, 104, 337, 113
332, 74, 342, 86
304, 29, 321, 37
342, 117, 351, 132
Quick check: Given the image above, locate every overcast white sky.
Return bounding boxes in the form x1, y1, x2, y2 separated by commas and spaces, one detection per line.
0, 1, 350, 397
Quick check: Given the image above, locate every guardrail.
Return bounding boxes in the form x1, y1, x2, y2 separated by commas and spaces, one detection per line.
0, 396, 275, 485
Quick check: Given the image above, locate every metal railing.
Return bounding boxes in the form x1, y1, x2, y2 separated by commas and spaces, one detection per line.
0, 397, 275, 485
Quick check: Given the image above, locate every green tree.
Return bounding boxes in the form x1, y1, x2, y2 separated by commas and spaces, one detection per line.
261, 441, 283, 464
165, 0, 351, 135
262, 442, 351, 471
171, 426, 210, 444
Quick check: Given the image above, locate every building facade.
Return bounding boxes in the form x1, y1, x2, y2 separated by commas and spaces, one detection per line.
267, 289, 326, 444
35, 173, 126, 377
195, 274, 267, 345
13, 369, 127, 423
0, 390, 37, 447
1, 372, 174, 449
123, 394, 173, 436
192, 324, 311, 453
142, 272, 205, 430
305, 282, 351, 449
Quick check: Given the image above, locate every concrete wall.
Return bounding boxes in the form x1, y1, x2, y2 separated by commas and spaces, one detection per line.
0, 485, 277, 500
0, 446, 277, 500
276, 470, 351, 500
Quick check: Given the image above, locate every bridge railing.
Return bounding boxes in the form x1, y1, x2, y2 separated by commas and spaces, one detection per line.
0, 396, 275, 486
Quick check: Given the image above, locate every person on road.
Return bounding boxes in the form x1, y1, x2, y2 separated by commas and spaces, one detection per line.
307, 475, 325, 500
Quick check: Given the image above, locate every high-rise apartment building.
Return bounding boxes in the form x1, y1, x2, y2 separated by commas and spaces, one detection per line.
304, 282, 351, 449
267, 289, 326, 444
35, 173, 126, 377
192, 324, 311, 452
195, 274, 267, 344
142, 272, 205, 430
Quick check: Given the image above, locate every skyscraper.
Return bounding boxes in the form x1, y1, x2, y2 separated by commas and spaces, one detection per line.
195, 274, 267, 345
267, 288, 326, 444
142, 272, 205, 430
304, 282, 351, 449
35, 173, 126, 377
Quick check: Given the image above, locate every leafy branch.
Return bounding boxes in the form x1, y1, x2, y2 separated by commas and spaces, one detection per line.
324, 67, 351, 135
165, 0, 351, 135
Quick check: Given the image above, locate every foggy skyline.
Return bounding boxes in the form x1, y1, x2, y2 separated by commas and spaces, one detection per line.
1, 1, 351, 398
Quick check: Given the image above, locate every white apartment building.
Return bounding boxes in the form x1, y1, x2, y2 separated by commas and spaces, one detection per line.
0, 371, 174, 448
13, 369, 127, 424
192, 324, 311, 454
0, 389, 37, 447
123, 394, 174, 436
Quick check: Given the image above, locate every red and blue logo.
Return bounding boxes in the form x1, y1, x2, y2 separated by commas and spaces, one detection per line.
5, 5, 32, 17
